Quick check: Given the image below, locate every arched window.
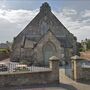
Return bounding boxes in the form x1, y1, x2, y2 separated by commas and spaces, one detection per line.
40, 21, 48, 35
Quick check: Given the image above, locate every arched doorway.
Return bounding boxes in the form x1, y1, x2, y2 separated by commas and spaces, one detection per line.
43, 42, 56, 65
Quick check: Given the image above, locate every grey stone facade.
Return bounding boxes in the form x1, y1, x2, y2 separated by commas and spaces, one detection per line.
11, 2, 77, 65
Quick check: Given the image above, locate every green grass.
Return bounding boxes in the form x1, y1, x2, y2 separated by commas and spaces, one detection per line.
0, 48, 7, 51
0, 48, 9, 54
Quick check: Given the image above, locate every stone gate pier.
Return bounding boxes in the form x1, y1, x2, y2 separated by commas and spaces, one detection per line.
71, 55, 90, 81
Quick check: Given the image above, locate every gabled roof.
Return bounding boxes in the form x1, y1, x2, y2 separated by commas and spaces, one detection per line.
34, 29, 62, 49
21, 36, 36, 48
13, 2, 75, 48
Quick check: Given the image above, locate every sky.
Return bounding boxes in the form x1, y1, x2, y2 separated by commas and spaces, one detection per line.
0, 0, 90, 43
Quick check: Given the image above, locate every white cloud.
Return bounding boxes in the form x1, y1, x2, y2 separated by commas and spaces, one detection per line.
82, 10, 90, 18
0, 8, 90, 43
53, 8, 90, 42
61, 8, 77, 16
0, 9, 39, 43
0, 9, 39, 28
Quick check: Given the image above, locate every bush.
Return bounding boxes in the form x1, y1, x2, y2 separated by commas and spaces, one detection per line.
0, 48, 10, 60
87, 40, 90, 50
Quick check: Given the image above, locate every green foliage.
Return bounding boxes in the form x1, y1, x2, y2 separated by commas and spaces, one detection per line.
80, 39, 90, 52
79, 47, 85, 52
77, 42, 84, 52
0, 48, 10, 53
0, 48, 9, 54
87, 40, 90, 50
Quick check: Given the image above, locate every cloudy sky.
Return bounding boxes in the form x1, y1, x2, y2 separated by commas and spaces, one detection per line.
0, 0, 90, 43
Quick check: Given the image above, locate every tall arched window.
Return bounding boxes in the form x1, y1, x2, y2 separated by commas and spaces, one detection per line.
40, 21, 48, 35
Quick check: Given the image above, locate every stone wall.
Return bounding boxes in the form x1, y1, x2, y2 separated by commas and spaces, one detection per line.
34, 31, 62, 65
0, 71, 53, 87
0, 56, 59, 87
82, 68, 90, 80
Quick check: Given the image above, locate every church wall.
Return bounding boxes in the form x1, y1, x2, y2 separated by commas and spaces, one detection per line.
10, 2, 77, 65
34, 31, 62, 65
11, 41, 21, 61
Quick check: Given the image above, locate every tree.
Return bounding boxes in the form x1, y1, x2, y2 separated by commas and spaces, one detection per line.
87, 40, 90, 50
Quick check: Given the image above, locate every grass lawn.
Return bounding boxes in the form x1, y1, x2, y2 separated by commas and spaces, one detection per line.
0, 48, 9, 54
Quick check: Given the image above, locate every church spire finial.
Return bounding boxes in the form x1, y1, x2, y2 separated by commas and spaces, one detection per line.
40, 2, 51, 13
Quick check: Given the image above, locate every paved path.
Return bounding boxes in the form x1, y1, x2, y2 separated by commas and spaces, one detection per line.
0, 83, 76, 90
0, 58, 10, 64
60, 68, 90, 90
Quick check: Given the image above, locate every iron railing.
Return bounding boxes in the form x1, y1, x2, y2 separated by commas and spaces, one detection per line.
0, 62, 51, 74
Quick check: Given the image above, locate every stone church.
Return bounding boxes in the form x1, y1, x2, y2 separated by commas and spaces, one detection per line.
11, 2, 77, 66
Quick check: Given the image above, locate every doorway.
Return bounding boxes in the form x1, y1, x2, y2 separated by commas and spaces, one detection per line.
43, 42, 56, 65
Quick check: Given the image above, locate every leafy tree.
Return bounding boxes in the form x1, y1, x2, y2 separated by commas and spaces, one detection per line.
87, 40, 90, 50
